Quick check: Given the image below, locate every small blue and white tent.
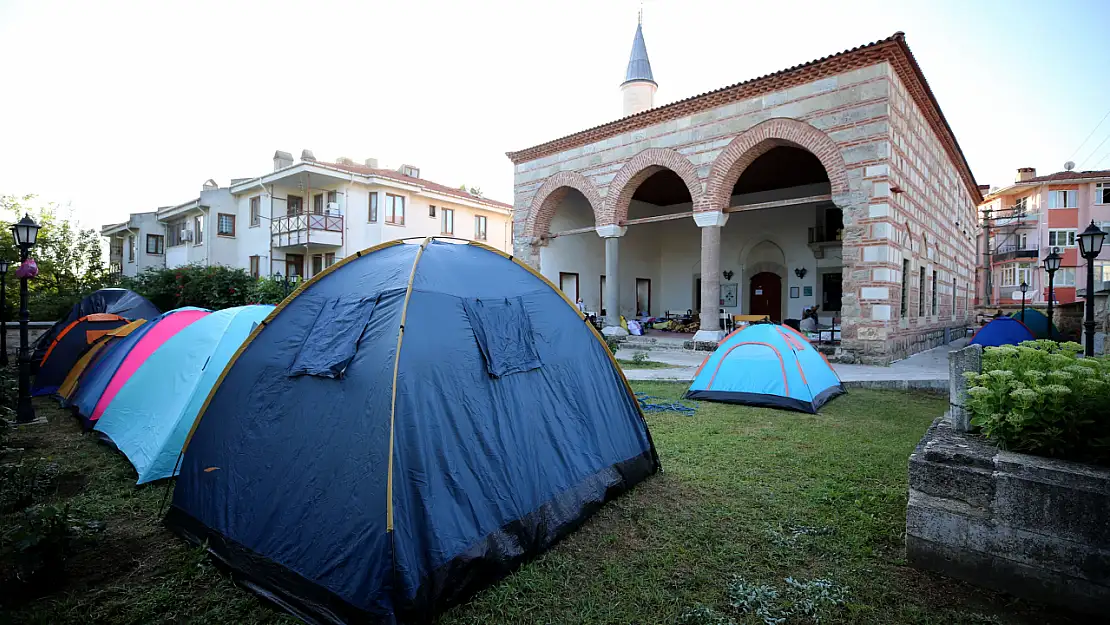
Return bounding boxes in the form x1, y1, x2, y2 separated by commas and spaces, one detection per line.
970, 316, 1036, 347
94, 305, 274, 484
685, 323, 844, 413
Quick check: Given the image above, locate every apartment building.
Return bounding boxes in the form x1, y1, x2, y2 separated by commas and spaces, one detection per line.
102, 211, 166, 277
104, 150, 512, 280
978, 167, 1110, 307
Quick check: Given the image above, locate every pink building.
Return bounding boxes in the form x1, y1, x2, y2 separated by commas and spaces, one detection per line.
978, 168, 1110, 308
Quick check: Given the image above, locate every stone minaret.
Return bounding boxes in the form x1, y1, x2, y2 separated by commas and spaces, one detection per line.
621, 12, 656, 117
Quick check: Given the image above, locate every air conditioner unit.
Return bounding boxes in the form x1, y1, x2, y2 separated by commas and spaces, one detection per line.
326, 201, 339, 212
184, 230, 194, 242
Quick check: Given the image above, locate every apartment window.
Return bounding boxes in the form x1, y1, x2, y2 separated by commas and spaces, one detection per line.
1014, 196, 1029, 213
429, 204, 437, 218
145, 234, 164, 255
249, 255, 260, 278
474, 215, 488, 241
440, 208, 454, 235
288, 195, 303, 216
167, 219, 187, 247
217, 213, 235, 237
1047, 190, 1077, 209
385, 194, 405, 225
193, 215, 205, 245
325, 252, 335, 268
368, 193, 378, 222
250, 196, 261, 227
1001, 263, 1033, 287
401, 165, 420, 178
900, 258, 909, 317
1054, 267, 1077, 287
313, 193, 324, 215
931, 271, 938, 316
1096, 183, 1110, 205
918, 267, 926, 317
1048, 229, 1077, 248
127, 235, 135, 262
312, 254, 323, 275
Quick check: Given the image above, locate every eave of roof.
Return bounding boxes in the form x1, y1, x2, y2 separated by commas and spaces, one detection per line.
506, 32, 982, 204
229, 160, 512, 212
981, 169, 1110, 202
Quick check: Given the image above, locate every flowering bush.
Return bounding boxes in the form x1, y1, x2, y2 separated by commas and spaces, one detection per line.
964, 340, 1110, 464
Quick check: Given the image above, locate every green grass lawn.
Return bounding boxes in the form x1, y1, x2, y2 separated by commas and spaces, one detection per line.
616, 358, 679, 369
2, 387, 1078, 624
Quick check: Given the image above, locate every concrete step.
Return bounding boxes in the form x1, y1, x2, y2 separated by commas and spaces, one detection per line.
620, 336, 692, 352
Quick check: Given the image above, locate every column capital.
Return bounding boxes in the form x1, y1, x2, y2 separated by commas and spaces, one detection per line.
693, 211, 729, 228
596, 225, 627, 238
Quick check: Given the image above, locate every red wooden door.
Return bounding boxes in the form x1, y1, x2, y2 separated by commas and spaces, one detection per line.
749, 272, 782, 321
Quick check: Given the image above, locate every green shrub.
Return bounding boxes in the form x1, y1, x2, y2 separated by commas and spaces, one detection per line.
964, 340, 1110, 463
249, 275, 288, 305
604, 336, 622, 354
120, 264, 296, 311
632, 351, 649, 365
0, 504, 105, 593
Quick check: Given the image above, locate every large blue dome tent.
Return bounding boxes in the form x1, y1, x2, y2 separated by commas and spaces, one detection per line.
166, 239, 659, 624
685, 323, 845, 413
94, 305, 274, 484
970, 316, 1035, 347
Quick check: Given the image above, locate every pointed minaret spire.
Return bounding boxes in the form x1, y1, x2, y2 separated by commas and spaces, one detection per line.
621, 12, 657, 116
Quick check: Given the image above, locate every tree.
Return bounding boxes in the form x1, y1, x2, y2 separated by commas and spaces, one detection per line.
458, 184, 482, 197
0, 195, 111, 320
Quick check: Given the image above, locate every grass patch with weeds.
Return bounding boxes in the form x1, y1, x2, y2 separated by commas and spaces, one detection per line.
1, 384, 1080, 624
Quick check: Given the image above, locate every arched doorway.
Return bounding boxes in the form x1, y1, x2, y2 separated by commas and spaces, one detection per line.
749, 272, 782, 321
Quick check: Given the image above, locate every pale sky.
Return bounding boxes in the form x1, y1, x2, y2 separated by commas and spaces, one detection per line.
2, 0, 1108, 231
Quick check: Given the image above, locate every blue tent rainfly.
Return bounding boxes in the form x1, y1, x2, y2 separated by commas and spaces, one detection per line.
165, 239, 659, 624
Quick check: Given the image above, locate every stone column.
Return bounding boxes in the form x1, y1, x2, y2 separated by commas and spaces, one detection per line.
597, 225, 628, 336
693, 211, 729, 343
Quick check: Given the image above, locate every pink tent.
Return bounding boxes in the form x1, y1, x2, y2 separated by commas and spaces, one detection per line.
90, 308, 209, 421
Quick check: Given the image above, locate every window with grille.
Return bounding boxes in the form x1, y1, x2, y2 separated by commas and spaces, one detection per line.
217, 213, 235, 237
900, 259, 909, 317
918, 267, 926, 317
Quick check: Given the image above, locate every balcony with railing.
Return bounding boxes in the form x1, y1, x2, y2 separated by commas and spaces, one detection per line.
806, 225, 843, 259
271, 212, 344, 248
992, 242, 1040, 264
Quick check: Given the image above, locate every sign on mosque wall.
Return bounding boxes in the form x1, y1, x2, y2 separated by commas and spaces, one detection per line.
720, 283, 738, 307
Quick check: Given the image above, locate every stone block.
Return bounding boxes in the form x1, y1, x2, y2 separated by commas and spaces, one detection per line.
906, 420, 1110, 617
860, 287, 889, 300
868, 202, 890, 218
947, 344, 981, 432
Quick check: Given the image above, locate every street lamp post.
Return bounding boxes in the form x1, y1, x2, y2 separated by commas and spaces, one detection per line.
11, 214, 40, 423
1019, 281, 1028, 322
0, 258, 10, 367
1078, 220, 1107, 357
1043, 248, 1062, 341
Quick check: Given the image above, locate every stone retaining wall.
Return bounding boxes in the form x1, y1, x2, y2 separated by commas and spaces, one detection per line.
906, 344, 1110, 616
3, 322, 53, 357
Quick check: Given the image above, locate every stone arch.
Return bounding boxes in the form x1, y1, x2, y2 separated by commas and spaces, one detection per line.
605, 147, 704, 226
702, 118, 849, 212
525, 170, 604, 239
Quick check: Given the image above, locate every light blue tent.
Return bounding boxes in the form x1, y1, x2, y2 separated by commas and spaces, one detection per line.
685, 323, 845, 413
94, 305, 273, 484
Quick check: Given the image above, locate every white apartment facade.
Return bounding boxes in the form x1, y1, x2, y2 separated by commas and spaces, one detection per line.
102, 211, 167, 277
104, 150, 512, 280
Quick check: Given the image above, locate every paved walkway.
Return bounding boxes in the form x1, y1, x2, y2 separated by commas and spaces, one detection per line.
617, 338, 966, 390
